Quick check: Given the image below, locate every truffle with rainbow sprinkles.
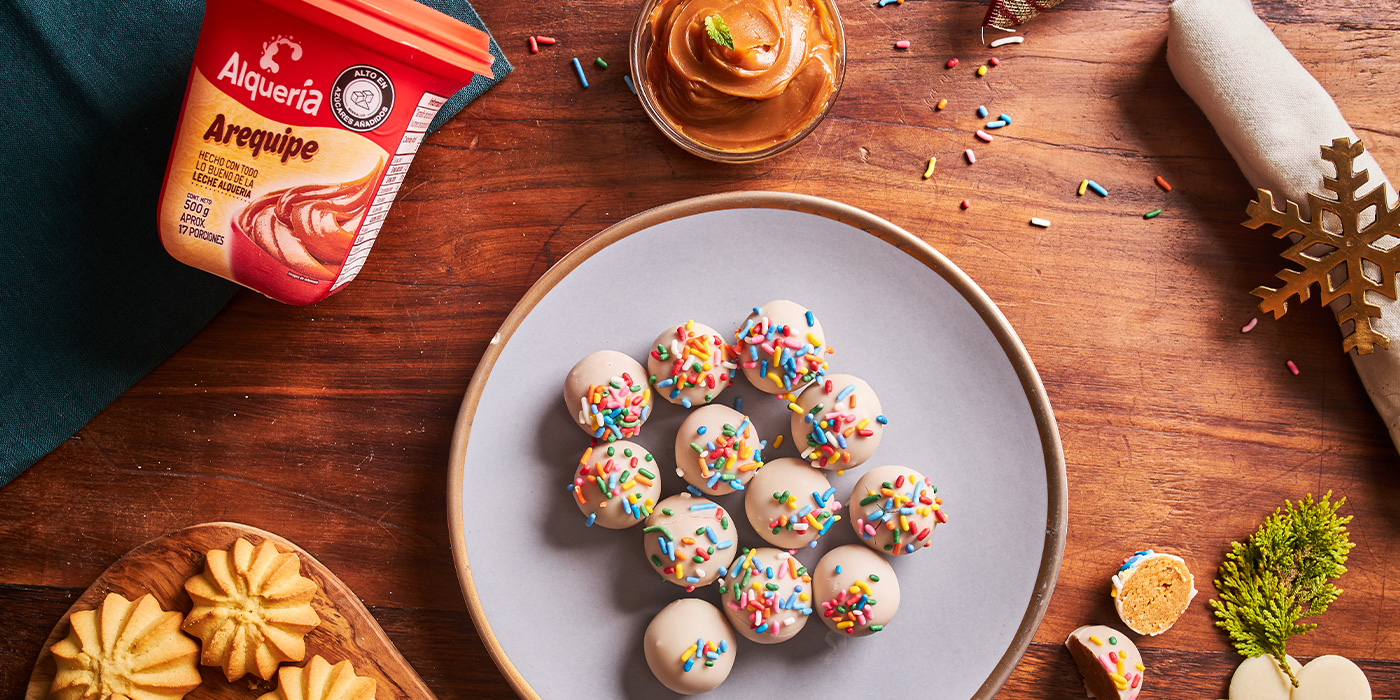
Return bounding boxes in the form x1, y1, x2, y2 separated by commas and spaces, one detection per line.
849, 464, 946, 556
812, 544, 901, 637
562, 350, 652, 442
791, 373, 886, 471
566, 440, 661, 529
1065, 624, 1146, 699
719, 546, 815, 644
648, 319, 738, 407
733, 300, 833, 395
642, 492, 738, 591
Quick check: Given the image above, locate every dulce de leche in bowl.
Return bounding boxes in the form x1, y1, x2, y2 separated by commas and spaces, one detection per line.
631, 0, 845, 161
157, 0, 493, 304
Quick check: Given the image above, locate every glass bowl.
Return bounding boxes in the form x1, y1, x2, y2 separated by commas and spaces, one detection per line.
628, 0, 846, 163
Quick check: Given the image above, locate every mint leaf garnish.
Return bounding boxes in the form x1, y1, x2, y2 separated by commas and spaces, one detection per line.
704, 14, 735, 50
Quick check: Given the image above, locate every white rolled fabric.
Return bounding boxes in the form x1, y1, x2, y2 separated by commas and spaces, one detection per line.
1168, 0, 1400, 452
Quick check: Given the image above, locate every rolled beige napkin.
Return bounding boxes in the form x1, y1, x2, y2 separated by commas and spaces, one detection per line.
1168, 0, 1400, 451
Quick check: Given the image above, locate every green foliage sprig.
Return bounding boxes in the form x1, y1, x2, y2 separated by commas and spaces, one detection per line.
704, 14, 735, 50
1210, 492, 1354, 687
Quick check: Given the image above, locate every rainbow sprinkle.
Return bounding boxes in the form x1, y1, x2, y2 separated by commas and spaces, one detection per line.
853, 470, 944, 554
569, 445, 656, 525
766, 486, 842, 542
821, 574, 885, 634
1118, 549, 1154, 572
651, 320, 736, 405
733, 306, 831, 392
1090, 634, 1144, 696
577, 373, 649, 442
721, 549, 813, 636
652, 503, 733, 583
689, 418, 764, 493
681, 637, 729, 672
798, 379, 881, 468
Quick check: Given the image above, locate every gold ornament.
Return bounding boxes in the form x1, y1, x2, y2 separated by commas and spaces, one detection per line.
1246, 137, 1400, 355
183, 537, 321, 681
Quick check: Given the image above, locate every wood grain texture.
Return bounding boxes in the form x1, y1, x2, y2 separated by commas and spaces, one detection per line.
23, 523, 434, 700
2, 0, 1400, 697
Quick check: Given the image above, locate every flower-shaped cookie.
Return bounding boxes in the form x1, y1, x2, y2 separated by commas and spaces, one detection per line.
183, 537, 321, 681
256, 656, 377, 700
49, 592, 202, 700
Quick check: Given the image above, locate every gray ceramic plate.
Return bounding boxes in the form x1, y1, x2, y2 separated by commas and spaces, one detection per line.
449, 192, 1066, 700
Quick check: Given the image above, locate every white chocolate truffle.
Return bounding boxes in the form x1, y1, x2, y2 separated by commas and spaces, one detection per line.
720, 547, 814, 644
643, 493, 738, 588
734, 300, 832, 394
849, 465, 944, 556
674, 404, 765, 496
648, 321, 737, 407
1292, 656, 1372, 700
744, 458, 842, 549
1229, 655, 1301, 700
1111, 550, 1197, 635
812, 545, 899, 637
1064, 625, 1145, 699
563, 350, 652, 441
643, 599, 736, 695
791, 374, 885, 470
567, 441, 661, 529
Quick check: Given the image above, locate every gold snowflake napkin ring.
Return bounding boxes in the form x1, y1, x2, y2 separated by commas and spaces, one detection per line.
1247, 137, 1400, 355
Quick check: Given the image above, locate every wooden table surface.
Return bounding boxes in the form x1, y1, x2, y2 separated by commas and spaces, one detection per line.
4, 0, 1399, 697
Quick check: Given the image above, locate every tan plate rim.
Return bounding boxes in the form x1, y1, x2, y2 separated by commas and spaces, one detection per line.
446, 190, 1069, 700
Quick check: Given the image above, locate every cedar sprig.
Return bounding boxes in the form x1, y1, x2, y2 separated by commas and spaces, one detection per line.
1210, 492, 1353, 687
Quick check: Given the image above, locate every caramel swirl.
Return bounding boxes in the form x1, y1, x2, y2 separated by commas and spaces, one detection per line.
234, 161, 382, 281
644, 0, 841, 153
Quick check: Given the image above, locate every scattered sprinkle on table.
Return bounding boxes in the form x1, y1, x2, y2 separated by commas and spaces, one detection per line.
936, 98, 948, 110
960, 199, 970, 210
1030, 217, 1051, 228
1155, 175, 1172, 191
964, 149, 976, 164
922, 157, 936, 179
536, 36, 557, 44
1287, 360, 1300, 375
529, 36, 539, 53
623, 74, 637, 94
977, 65, 988, 76
975, 129, 993, 142
999, 113, 1012, 124
595, 57, 608, 68
1086, 180, 1108, 197
571, 58, 588, 88
1241, 317, 1258, 333
1143, 208, 1162, 219
986, 120, 1007, 129
1077, 179, 1089, 196
976, 105, 989, 118
895, 40, 910, 49
989, 57, 1001, 66
946, 58, 960, 69
990, 36, 1025, 48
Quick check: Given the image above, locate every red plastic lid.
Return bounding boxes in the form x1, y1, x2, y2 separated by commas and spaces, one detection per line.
260, 0, 494, 83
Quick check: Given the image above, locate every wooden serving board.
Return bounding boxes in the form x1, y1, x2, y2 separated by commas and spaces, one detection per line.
25, 522, 435, 700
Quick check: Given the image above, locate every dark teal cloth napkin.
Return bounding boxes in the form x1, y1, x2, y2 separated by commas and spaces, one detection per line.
0, 0, 510, 488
